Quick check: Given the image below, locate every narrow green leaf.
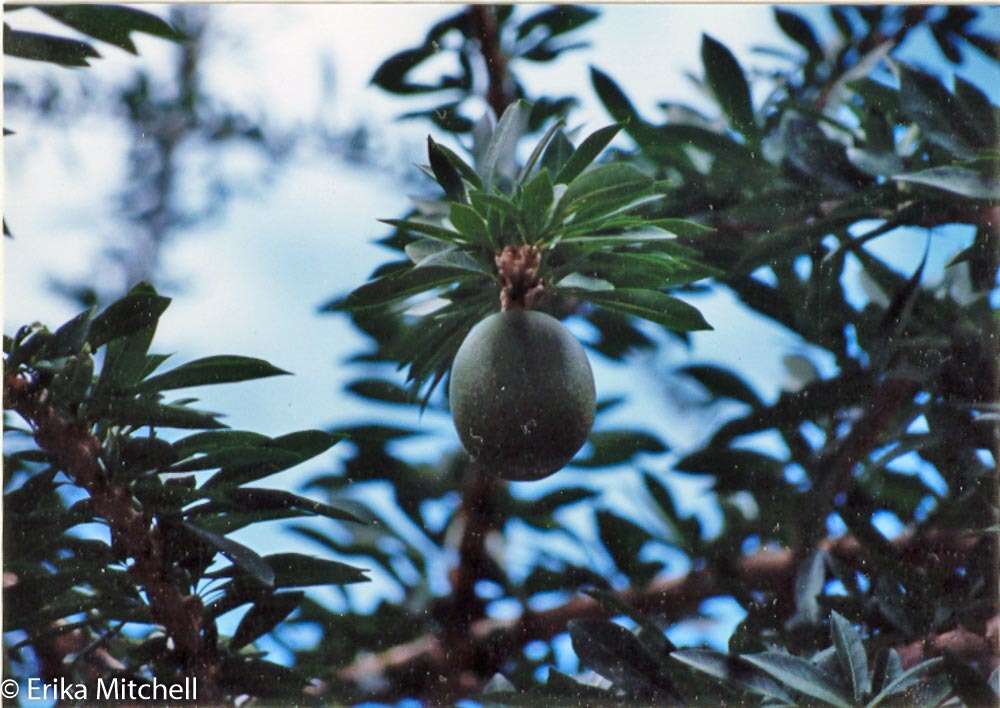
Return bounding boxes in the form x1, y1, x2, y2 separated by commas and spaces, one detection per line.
4, 24, 99, 66
378, 218, 468, 244
701, 34, 757, 138
136, 355, 289, 393
893, 165, 1000, 200
556, 123, 621, 185
569, 619, 676, 699
742, 652, 852, 708
431, 141, 483, 189
88, 284, 171, 349
520, 118, 565, 182
866, 657, 943, 707
898, 64, 978, 158
449, 203, 494, 247
427, 136, 466, 202
671, 649, 794, 703
172, 430, 270, 459
520, 168, 554, 238
539, 130, 576, 176
370, 45, 436, 94
774, 9, 823, 61
182, 522, 274, 588
39, 5, 183, 53
338, 266, 474, 311
414, 247, 491, 275
567, 288, 712, 331
830, 611, 871, 702
207, 552, 370, 587
230, 592, 303, 650
98, 398, 225, 429
573, 430, 667, 467
219, 488, 370, 525
46, 307, 94, 357
481, 99, 530, 188
561, 162, 652, 209
677, 365, 762, 406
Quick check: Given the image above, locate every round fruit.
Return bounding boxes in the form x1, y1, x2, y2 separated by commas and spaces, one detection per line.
449, 309, 595, 481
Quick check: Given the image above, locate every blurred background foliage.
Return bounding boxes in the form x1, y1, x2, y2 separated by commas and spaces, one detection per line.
3, 4, 999, 706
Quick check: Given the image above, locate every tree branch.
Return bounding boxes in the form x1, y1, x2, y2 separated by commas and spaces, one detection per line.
469, 4, 513, 118
338, 530, 983, 699
3, 371, 221, 699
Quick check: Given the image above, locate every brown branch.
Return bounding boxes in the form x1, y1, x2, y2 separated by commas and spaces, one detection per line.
469, 4, 512, 118
338, 530, 983, 698
4, 371, 221, 700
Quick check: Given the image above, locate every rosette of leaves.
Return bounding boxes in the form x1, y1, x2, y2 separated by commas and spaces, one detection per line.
331, 100, 717, 405
3, 283, 371, 700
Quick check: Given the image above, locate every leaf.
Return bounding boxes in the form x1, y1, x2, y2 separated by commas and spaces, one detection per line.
941, 652, 996, 708
201, 488, 370, 525
377, 218, 467, 244
742, 652, 852, 708
568, 619, 675, 699
866, 657, 943, 707
39, 5, 183, 53
87, 284, 171, 349
701, 34, 757, 139
539, 130, 576, 176
230, 591, 303, 650
201, 430, 345, 487
98, 398, 225, 430
573, 430, 667, 467
265, 553, 370, 587
430, 141, 483, 189
47, 307, 94, 357
560, 162, 652, 211
449, 203, 494, 248
556, 123, 621, 185
954, 76, 997, 148
671, 649, 794, 703
678, 365, 762, 406
182, 522, 274, 588
347, 378, 413, 405
4, 24, 100, 66
830, 611, 871, 702
136, 355, 289, 393
774, 9, 823, 61
427, 136, 466, 202
414, 248, 490, 275
481, 99, 530, 188
337, 267, 475, 311
787, 549, 829, 629
595, 510, 659, 585
172, 430, 271, 459
568, 288, 712, 332
893, 165, 1000, 200
516, 6, 599, 40
371, 45, 436, 94
556, 273, 613, 291
520, 168, 554, 238
898, 64, 978, 158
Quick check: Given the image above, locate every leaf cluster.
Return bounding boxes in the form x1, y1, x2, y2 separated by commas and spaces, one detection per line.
4, 284, 370, 700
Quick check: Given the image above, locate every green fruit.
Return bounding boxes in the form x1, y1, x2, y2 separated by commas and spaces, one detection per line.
449, 309, 596, 481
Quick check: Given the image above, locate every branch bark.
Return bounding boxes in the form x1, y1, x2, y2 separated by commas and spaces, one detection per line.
338, 530, 984, 699
3, 371, 221, 699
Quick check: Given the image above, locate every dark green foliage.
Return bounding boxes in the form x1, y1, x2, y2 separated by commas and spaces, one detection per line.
4, 286, 369, 700
6, 3, 998, 705
371, 5, 598, 134
4, 4, 184, 67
